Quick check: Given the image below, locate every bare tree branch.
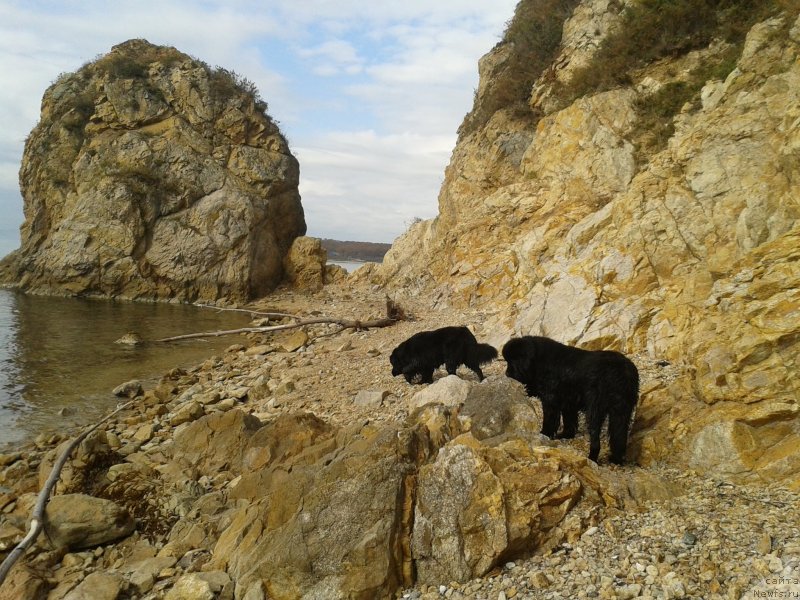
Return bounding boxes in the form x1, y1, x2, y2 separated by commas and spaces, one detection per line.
153, 299, 406, 343
194, 305, 301, 321
0, 400, 136, 586
153, 316, 397, 343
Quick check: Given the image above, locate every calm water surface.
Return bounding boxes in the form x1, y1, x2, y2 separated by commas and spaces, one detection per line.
0, 290, 251, 449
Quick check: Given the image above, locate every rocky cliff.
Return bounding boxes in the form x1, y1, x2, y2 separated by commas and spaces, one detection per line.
1, 39, 305, 302
368, 0, 800, 487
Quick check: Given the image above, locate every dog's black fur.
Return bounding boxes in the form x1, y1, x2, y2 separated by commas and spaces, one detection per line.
502, 336, 639, 465
390, 326, 498, 384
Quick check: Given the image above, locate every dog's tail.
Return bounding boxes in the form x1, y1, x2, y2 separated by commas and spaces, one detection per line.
473, 343, 498, 365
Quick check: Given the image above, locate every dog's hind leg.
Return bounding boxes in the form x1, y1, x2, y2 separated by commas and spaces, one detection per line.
608, 402, 635, 465
586, 399, 606, 463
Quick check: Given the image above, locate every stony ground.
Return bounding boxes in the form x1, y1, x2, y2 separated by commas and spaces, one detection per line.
0, 282, 798, 599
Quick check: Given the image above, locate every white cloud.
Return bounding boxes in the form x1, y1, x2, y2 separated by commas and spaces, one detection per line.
294, 129, 452, 242
298, 39, 364, 76
0, 0, 518, 251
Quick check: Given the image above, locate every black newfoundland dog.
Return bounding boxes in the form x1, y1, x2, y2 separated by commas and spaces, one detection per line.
502, 336, 639, 465
390, 326, 498, 384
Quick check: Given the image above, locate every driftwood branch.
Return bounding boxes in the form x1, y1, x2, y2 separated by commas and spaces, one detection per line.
154, 316, 397, 343
0, 400, 135, 586
154, 298, 406, 343
194, 305, 301, 321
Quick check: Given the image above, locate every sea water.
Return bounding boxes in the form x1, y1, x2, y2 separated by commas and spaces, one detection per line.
0, 289, 251, 449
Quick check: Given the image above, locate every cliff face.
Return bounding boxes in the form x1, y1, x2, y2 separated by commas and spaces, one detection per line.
2, 39, 305, 303
372, 1, 800, 486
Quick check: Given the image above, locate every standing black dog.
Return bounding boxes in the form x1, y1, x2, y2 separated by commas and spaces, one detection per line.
502, 336, 639, 465
390, 326, 497, 384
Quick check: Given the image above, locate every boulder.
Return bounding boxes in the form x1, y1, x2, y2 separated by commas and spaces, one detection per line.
459, 376, 540, 441
411, 435, 598, 584
172, 409, 264, 477
43, 494, 134, 550
212, 424, 423, 600
0, 565, 48, 600
63, 572, 124, 600
283, 236, 328, 290
1, 39, 305, 302
409, 375, 471, 410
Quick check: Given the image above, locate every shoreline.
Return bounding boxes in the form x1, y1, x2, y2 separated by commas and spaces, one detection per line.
0, 282, 798, 599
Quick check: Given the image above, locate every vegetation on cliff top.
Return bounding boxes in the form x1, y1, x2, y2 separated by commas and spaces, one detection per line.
564, 0, 799, 100
45, 39, 273, 144
462, 0, 800, 161
563, 0, 800, 158
459, 0, 581, 136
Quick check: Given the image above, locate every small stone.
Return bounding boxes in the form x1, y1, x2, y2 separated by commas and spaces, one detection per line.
63, 571, 124, 600
113, 379, 143, 398
354, 390, 388, 408
681, 531, 697, 546
529, 571, 550, 588
169, 401, 204, 426
228, 386, 249, 399
0, 453, 21, 466
114, 332, 142, 345
133, 423, 155, 443
215, 398, 236, 411
614, 583, 642, 599
164, 573, 215, 600
756, 532, 772, 554
195, 391, 221, 405
245, 344, 272, 356
280, 330, 308, 352
275, 379, 296, 396
106, 432, 122, 449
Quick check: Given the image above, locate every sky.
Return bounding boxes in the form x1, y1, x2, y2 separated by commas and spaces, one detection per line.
0, 0, 519, 256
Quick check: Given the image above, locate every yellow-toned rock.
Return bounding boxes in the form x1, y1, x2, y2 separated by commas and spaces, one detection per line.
371, 6, 800, 487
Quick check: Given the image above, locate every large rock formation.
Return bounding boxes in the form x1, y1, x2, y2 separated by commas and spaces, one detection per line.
367, 2, 800, 486
1, 39, 305, 302
175, 386, 628, 599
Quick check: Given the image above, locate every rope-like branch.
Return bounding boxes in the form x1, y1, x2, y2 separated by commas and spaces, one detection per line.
0, 399, 135, 587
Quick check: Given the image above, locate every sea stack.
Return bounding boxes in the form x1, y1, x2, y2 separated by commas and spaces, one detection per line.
1, 39, 306, 303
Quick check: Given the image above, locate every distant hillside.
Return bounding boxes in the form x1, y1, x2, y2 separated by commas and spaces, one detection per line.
321, 239, 391, 263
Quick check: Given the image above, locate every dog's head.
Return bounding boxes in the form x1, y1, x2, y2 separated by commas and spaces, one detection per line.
502, 337, 536, 385
389, 345, 405, 376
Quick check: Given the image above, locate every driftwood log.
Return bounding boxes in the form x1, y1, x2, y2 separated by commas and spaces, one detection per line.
154, 297, 405, 343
